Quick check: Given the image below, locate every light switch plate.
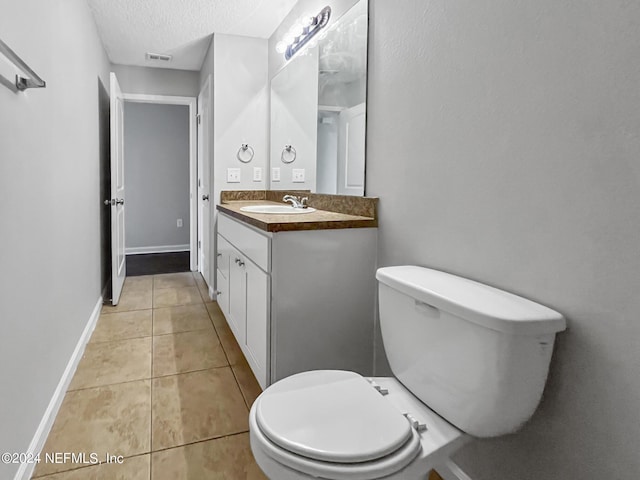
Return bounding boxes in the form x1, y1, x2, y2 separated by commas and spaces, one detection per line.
253, 167, 262, 182
292, 169, 305, 183
227, 168, 241, 183
271, 167, 281, 182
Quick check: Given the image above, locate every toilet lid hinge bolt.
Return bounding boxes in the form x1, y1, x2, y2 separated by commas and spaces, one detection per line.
403, 412, 428, 432
366, 379, 389, 396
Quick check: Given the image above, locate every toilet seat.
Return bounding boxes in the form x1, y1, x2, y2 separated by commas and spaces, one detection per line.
251, 370, 423, 480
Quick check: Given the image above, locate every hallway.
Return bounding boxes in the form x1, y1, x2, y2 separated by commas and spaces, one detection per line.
31, 273, 265, 479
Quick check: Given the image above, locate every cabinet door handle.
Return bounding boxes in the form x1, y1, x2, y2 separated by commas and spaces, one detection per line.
238, 260, 245, 267
217, 253, 222, 257
234, 257, 240, 264
215, 290, 222, 296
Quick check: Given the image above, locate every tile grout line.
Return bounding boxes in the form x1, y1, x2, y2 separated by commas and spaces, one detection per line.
149, 429, 251, 456
85, 334, 153, 346
66, 376, 149, 394
205, 307, 233, 368
229, 363, 252, 411
65, 363, 235, 394
151, 325, 216, 339
153, 364, 233, 380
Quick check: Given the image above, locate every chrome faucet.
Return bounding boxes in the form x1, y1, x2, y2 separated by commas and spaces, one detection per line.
283, 195, 309, 209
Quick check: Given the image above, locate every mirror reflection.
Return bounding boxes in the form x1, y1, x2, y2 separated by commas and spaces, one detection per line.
270, 0, 368, 196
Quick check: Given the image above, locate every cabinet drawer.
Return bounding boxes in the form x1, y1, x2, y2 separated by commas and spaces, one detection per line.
218, 213, 270, 271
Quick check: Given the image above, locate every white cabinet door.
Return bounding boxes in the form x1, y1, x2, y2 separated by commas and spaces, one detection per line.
228, 247, 247, 344
216, 235, 232, 280
217, 216, 271, 388
216, 235, 232, 315
245, 260, 269, 388
216, 269, 229, 316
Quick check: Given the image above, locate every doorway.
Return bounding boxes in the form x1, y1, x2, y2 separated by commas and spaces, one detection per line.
121, 93, 198, 276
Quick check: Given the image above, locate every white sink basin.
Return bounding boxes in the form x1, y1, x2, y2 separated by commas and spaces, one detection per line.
240, 205, 317, 214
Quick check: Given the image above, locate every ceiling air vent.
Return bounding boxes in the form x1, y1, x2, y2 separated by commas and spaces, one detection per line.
145, 52, 172, 62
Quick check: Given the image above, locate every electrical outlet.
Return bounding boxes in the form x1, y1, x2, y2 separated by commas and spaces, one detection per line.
272, 167, 281, 182
253, 167, 262, 182
227, 168, 241, 183
292, 169, 305, 183
177, 219, 183, 228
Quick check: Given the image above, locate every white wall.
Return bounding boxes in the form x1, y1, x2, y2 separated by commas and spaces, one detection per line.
198, 34, 268, 288
0, 1, 110, 478
212, 34, 269, 202
124, 102, 190, 251
111, 64, 200, 97
367, 1, 640, 478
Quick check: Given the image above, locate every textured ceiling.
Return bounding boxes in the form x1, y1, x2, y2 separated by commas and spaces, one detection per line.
87, 0, 298, 71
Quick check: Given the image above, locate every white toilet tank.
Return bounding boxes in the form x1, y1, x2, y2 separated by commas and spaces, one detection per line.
376, 266, 566, 438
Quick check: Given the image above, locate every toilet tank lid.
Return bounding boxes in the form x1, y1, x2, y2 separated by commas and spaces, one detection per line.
376, 266, 566, 335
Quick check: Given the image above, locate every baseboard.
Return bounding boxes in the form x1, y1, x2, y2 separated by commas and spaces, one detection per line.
13, 296, 103, 480
125, 244, 189, 255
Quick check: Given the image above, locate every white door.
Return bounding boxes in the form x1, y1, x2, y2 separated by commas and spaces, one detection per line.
110, 72, 126, 304
197, 76, 212, 288
337, 102, 366, 196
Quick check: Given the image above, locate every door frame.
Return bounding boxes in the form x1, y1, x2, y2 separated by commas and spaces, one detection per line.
122, 93, 198, 271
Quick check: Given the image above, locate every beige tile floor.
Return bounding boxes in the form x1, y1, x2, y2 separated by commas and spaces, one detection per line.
32, 272, 266, 480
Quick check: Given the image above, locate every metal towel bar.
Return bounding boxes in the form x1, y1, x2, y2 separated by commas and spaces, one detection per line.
0, 37, 46, 91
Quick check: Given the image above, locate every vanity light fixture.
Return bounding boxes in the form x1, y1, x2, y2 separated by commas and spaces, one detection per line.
276, 6, 331, 60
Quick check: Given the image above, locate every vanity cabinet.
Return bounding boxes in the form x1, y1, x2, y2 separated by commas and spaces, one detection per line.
216, 218, 270, 387
216, 212, 377, 389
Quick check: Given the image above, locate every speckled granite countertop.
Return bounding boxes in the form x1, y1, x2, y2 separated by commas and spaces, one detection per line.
217, 200, 378, 233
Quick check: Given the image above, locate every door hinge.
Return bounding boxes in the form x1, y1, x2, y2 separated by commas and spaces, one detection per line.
198, 178, 201, 187
196, 114, 202, 124
198, 240, 201, 249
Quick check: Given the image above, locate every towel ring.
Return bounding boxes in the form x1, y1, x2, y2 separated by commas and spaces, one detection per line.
237, 143, 254, 163
281, 144, 297, 164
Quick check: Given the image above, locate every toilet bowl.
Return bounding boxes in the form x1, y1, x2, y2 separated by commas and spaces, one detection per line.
249, 266, 566, 479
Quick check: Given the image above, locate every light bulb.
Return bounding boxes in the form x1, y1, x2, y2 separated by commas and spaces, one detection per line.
275, 41, 287, 54
301, 14, 314, 27
284, 34, 294, 45
290, 23, 304, 38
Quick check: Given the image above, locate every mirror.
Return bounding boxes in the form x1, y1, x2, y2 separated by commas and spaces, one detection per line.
269, 0, 368, 196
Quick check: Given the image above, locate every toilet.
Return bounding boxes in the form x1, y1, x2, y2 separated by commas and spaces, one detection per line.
249, 266, 566, 480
